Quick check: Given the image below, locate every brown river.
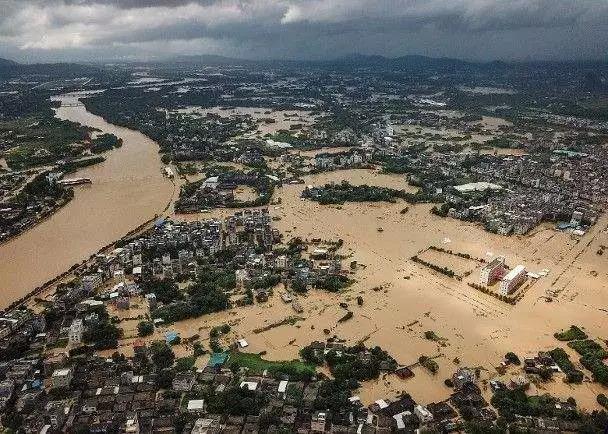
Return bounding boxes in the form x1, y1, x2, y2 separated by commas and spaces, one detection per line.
0, 93, 174, 308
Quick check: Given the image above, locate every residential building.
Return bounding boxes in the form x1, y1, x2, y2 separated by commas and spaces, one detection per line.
311, 411, 327, 432
173, 372, 196, 392
479, 256, 506, 286
82, 274, 102, 293
51, 368, 73, 389
68, 319, 84, 345
500, 265, 527, 295
123, 412, 139, 434
186, 399, 206, 415
414, 405, 434, 424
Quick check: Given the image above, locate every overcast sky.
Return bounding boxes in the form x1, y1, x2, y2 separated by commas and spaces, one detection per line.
1, 0, 608, 63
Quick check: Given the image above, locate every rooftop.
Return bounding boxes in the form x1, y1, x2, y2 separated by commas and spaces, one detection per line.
504, 264, 526, 281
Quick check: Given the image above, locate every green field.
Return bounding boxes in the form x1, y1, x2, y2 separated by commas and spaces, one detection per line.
228, 351, 316, 380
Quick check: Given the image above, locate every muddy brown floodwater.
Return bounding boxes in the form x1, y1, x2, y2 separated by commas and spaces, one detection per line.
0, 92, 174, 308
168, 168, 608, 410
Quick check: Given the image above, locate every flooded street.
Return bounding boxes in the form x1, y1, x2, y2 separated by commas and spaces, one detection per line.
0, 93, 174, 308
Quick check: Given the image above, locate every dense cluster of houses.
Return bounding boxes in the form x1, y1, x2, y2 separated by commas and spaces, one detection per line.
0, 172, 72, 243
381, 145, 604, 235
2, 331, 592, 434
0, 348, 436, 433
175, 172, 275, 214
313, 150, 372, 171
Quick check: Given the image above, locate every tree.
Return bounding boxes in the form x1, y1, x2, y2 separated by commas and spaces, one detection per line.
175, 356, 196, 372
143, 278, 180, 304
137, 320, 154, 337
193, 342, 206, 357
150, 341, 175, 370
156, 368, 175, 389
300, 345, 324, 365
1, 410, 23, 430
206, 387, 268, 416
83, 319, 122, 350
505, 352, 521, 365
539, 367, 553, 381
291, 277, 308, 293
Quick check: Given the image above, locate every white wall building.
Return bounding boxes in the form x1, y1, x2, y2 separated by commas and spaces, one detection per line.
202, 176, 219, 190
51, 368, 73, 389
500, 265, 527, 295
69, 319, 84, 345
414, 405, 434, 424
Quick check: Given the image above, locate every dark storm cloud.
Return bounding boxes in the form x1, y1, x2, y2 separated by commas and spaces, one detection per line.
1, 0, 607, 62
61, 0, 222, 7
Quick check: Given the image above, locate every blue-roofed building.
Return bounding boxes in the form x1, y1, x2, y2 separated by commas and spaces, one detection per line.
165, 330, 179, 344
208, 352, 229, 368
155, 217, 167, 228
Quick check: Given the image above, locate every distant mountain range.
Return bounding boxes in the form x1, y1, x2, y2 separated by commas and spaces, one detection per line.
0, 58, 18, 67
162, 53, 608, 75
2, 53, 607, 81
0, 53, 498, 80
168, 53, 501, 70
0, 58, 101, 79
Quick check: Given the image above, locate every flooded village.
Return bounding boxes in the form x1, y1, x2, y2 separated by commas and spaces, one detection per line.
1, 58, 608, 433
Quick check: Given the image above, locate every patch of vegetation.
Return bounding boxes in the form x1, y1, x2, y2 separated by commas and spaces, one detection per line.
491, 388, 578, 422
567, 339, 608, 360
548, 348, 583, 383
505, 352, 521, 365
419, 355, 439, 374
142, 278, 181, 304
82, 305, 122, 350
424, 330, 441, 342
3, 115, 92, 169
152, 286, 229, 323
303, 181, 410, 205
411, 255, 456, 278
227, 351, 316, 381
206, 386, 268, 416
268, 130, 309, 147
565, 340, 608, 385
252, 316, 303, 334
300, 342, 397, 385
337, 311, 354, 323
175, 356, 196, 372
150, 341, 175, 370
90, 133, 122, 153
313, 274, 353, 292
554, 325, 588, 341
150, 269, 232, 323
314, 379, 359, 413
579, 357, 608, 386
249, 273, 281, 290
209, 323, 231, 338
137, 320, 154, 337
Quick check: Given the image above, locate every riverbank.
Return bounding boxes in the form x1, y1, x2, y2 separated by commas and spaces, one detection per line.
0, 93, 174, 309
0, 191, 73, 248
